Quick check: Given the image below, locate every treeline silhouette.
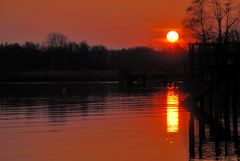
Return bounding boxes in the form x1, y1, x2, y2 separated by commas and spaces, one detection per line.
0, 33, 187, 82
0, 43, 186, 72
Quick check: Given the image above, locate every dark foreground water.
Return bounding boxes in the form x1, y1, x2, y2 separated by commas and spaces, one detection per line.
0, 83, 239, 161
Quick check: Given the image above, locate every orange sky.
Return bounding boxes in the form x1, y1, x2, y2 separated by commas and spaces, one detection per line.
0, 0, 190, 48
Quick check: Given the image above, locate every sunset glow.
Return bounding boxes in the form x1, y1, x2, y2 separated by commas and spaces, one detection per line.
0, 0, 190, 48
167, 31, 179, 43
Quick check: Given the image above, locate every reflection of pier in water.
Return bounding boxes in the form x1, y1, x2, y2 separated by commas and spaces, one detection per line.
184, 43, 240, 159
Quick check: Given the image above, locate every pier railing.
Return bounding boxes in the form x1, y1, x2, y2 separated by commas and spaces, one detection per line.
189, 43, 240, 67
188, 43, 240, 90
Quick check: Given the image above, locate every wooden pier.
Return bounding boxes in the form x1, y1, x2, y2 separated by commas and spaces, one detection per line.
185, 43, 240, 159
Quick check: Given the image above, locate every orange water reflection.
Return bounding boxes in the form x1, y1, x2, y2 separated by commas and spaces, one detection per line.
0, 85, 191, 161
167, 86, 179, 133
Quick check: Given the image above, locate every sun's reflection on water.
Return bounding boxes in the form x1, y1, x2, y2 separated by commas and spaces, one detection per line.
166, 86, 179, 133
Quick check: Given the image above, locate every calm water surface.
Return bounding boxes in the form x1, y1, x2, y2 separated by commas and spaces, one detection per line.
0, 83, 238, 161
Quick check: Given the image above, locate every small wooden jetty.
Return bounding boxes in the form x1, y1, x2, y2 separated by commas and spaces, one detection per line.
184, 43, 240, 158
118, 66, 185, 86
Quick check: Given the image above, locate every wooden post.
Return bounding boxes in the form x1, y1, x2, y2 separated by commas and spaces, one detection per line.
232, 78, 239, 156
223, 79, 231, 139
189, 113, 195, 158
199, 97, 206, 139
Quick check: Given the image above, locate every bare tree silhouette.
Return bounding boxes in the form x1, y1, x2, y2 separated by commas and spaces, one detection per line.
184, 0, 212, 43
45, 32, 68, 48
184, 0, 240, 43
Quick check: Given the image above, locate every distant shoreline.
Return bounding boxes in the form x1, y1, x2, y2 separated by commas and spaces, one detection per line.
0, 81, 119, 85
0, 70, 119, 83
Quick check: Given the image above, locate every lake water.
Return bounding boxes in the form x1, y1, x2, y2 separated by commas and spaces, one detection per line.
0, 83, 239, 161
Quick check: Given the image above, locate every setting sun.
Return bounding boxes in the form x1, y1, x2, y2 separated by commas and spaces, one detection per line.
167, 31, 179, 43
